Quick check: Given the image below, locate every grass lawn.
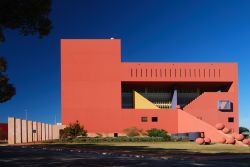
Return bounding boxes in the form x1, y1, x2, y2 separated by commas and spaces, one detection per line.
82, 142, 250, 153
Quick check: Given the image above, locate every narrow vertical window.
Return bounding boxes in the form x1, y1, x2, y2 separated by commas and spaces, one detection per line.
155, 69, 157, 77
170, 69, 172, 77
174, 69, 176, 77
198, 69, 201, 77
204, 69, 206, 78
194, 69, 196, 78
136, 69, 137, 77
213, 69, 216, 78
219, 69, 221, 78
146, 69, 148, 77
141, 68, 142, 77
209, 69, 211, 78
130, 69, 133, 77
151, 69, 153, 77
164, 68, 166, 77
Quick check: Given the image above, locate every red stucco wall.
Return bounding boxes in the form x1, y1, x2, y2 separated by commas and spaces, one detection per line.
61, 39, 238, 136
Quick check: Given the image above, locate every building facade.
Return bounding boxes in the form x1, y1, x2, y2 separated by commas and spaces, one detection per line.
61, 39, 238, 142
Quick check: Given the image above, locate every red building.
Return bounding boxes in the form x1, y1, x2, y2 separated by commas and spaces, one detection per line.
61, 39, 238, 142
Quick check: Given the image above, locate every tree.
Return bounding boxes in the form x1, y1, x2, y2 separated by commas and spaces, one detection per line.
0, 0, 52, 42
0, 58, 15, 103
123, 127, 143, 137
146, 128, 171, 140
62, 121, 87, 138
239, 127, 249, 134
0, 0, 53, 103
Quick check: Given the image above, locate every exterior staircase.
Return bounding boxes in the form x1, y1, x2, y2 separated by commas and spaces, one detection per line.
177, 109, 248, 146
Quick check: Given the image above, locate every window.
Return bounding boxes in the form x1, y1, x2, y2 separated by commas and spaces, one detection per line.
152, 117, 158, 122
228, 117, 234, 122
141, 117, 147, 122
114, 133, 118, 137
218, 100, 232, 111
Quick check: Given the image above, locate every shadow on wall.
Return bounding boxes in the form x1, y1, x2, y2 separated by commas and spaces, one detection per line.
0, 123, 8, 140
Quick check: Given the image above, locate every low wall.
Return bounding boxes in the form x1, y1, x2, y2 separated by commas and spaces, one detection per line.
8, 117, 66, 144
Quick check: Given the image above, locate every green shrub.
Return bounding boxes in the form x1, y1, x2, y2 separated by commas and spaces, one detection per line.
123, 127, 143, 137
61, 120, 87, 139
239, 127, 249, 134
146, 128, 171, 141
69, 136, 166, 143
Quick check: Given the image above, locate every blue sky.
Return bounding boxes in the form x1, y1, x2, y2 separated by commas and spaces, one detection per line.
0, 0, 249, 128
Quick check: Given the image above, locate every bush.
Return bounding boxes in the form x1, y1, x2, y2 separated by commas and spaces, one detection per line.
58, 136, 166, 143
123, 127, 143, 137
239, 127, 249, 134
61, 120, 87, 139
146, 128, 171, 141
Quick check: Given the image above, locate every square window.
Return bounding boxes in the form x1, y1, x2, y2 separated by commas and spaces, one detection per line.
114, 133, 118, 137
141, 117, 147, 122
228, 117, 234, 122
152, 117, 158, 122
218, 100, 231, 111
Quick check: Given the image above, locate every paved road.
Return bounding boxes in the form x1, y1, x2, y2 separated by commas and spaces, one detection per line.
0, 144, 250, 166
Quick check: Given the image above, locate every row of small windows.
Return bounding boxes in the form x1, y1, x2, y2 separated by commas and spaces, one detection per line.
141, 117, 158, 122
130, 68, 221, 78
198, 116, 234, 123
142, 116, 233, 123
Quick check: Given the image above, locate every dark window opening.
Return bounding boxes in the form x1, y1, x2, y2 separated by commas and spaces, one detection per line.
121, 82, 232, 109
114, 133, 118, 137
228, 117, 234, 122
141, 117, 147, 122
152, 117, 158, 122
